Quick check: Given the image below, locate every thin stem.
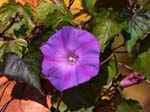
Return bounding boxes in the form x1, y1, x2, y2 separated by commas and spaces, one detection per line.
0, 12, 23, 40
0, 35, 14, 40
100, 53, 114, 65
68, 0, 75, 9
73, 9, 90, 19
113, 54, 119, 74
55, 92, 63, 112
146, 80, 150, 83
113, 51, 128, 53
25, 24, 44, 43
119, 62, 133, 71
1, 22, 14, 35
1, 12, 20, 34
112, 43, 125, 51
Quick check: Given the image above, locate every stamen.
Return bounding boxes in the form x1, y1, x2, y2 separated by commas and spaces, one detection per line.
68, 55, 79, 64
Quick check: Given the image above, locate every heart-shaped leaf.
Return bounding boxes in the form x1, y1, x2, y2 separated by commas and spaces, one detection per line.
2, 47, 43, 94
92, 11, 126, 52
122, 13, 150, 53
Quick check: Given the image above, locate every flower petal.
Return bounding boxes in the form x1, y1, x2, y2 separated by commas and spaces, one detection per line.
62, 26, 97, 52
40, 26, 100, 92
42, 59, 71, 91
75, 61, 99, 84
75, 36, 100, 57
61, 66, 78, 91
41, 57, 68, 77
40, 44, 65, 58
41, 29, 69, 57
47, 65, 78, 91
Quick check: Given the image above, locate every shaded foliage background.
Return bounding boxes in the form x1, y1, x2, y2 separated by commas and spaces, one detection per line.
0, 0, 150, 112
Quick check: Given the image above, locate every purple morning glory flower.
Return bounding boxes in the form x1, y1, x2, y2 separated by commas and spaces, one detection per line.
119, 72, 146, 88
40, 26, 100, 92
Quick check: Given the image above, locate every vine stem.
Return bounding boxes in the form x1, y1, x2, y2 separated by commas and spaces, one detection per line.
68, 0, 75, 9
118, 62, 133, 71
100, 53, 114, 65
100, 51, 128, 65
0, 12, 22, 40
56, 92, 63, 112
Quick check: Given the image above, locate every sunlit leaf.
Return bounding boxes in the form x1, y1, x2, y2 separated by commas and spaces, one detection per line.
0, 0, 8, 7
132, 51, 150, 79
0, 0, 18, 26
64, 0, 91, 24
11, 4, 35, 37
2, 47, 43, 94
122, 13, 150, 53
116, 99, 142, 112
19, 4, 35, 30
0, 38, 27, 61
92, 11, 126, 52
82, 0, 96, 12
36, 2, 73, 28
15, 0, 40, 11
0, 0, 35, 38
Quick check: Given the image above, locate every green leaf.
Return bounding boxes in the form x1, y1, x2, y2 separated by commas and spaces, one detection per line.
2, 47, 43, 94
132, 51, 150, 79
146, 3, 150, 12
107, 57, 117, 83
36, 2, 54, 23
0, 38, 27, 62
137, 0, 150, 10
15, 4, 35, 37
138, 0, 144, 5
117, 99, 142, 112
82, 0, 96, 12
51, 83, 97, 111
0, 1, 35, 38
92, 11, 126, 52
122, 13, 150, 53
9, 4, 35, 38
0, 0, 18, 26
36, 2, 72, 28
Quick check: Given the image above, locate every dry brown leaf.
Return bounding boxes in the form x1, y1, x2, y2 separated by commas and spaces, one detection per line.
0, 76, 53, 112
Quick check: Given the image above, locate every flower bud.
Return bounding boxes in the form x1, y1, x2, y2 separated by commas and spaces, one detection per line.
119, 72, 146, 88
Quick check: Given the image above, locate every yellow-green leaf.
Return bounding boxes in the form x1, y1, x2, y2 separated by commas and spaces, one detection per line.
0, 38, 27, 61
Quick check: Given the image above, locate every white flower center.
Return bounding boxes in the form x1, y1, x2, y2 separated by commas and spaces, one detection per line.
68, 55, 79, 64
